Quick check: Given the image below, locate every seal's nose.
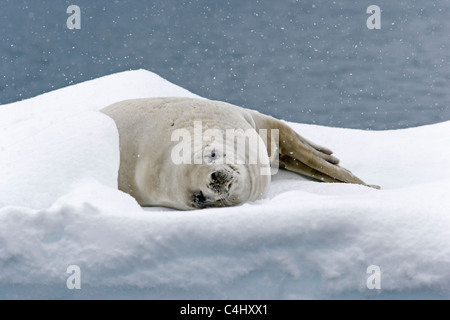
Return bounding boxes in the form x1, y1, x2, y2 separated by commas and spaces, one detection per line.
209, 170, 233, 193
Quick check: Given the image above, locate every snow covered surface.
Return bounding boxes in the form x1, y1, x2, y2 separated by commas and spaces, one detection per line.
0, 69, 449, 299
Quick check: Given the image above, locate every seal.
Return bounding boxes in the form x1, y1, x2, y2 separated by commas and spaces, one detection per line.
101, 97, 378, 210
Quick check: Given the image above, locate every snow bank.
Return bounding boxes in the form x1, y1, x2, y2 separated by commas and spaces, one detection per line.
0, 70, 449, 299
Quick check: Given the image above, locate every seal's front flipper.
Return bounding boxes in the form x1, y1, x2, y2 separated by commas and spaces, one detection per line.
249, 110, 379, 188
279, 154, 342, 183
279, 129, 368, 185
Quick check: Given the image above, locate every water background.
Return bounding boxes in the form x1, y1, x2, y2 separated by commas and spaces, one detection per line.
1, 0, 449, 129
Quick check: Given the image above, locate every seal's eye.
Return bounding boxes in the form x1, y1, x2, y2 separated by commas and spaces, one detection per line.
203, 148, 219, 164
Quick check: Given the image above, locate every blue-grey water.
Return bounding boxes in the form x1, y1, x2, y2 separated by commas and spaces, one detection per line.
1, 0, 449, 129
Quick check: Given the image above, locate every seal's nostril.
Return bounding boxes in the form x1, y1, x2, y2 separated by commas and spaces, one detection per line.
211, 171, 229, 183
209, 170, 233, 194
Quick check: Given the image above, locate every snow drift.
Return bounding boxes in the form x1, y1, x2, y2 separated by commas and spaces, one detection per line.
0, 69, 449, 299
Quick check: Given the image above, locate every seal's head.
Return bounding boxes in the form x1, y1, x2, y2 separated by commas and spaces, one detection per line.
132, 118, 273, 210
173, 143, 271, 210
138, 132, 271, 210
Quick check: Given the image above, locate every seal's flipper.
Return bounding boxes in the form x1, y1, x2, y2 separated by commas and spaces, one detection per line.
249, 110, 377, 187
279, 154, 342, 183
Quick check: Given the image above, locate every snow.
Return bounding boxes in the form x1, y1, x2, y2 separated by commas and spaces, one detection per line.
1, 69, 449, 299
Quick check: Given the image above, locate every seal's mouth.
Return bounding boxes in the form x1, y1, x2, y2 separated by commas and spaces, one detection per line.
191, 191, 230, 209
190, 165, 244, 209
